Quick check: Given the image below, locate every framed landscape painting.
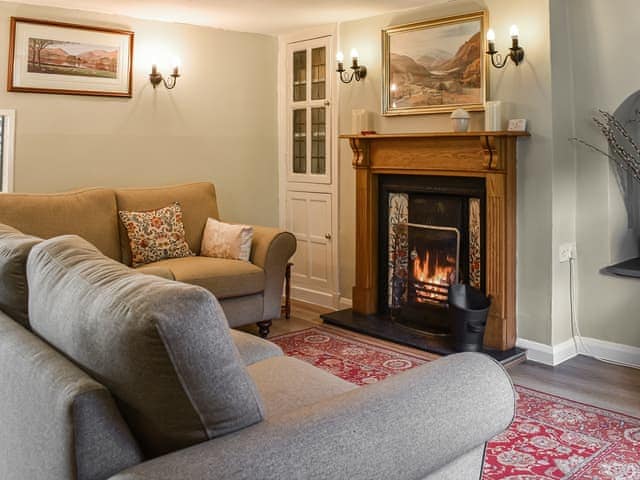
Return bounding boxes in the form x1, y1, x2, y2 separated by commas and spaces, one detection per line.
8, 17, 134, 97
382, 11, 487, 116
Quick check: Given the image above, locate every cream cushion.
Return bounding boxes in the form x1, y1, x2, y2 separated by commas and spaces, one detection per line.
201, 218, 253, 261
137, 256, 265, 299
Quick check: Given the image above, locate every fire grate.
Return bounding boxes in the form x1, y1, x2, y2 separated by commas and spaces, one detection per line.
407, 224, 460, 307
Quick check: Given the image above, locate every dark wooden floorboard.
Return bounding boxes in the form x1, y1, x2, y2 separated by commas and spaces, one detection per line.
246, 300, 640, 418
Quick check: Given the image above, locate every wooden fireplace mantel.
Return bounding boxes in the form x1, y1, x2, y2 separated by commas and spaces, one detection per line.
342, 130, 529, 351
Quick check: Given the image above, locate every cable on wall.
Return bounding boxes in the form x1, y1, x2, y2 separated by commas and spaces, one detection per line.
568, 256, 640, 370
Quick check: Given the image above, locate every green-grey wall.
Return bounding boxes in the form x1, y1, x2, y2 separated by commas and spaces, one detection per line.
0, 1, 279, 227
567, 0, 640, 348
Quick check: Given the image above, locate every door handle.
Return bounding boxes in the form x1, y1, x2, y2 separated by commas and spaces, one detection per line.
325, 233, 332, 240
324, 101, 331, 107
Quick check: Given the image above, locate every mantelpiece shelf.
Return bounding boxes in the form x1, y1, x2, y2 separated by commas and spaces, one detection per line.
340, 130, 530, 139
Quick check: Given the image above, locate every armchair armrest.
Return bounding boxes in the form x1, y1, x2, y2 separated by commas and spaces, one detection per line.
250, 226, 296, 320
110, 353, 515, 480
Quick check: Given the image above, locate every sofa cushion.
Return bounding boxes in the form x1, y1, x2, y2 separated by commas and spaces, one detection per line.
0, 223, 41, 328
119, 202, 194, 267
201, 218, 253, 261
0, 188, 121, 261
247, 356, 357, 419
27, 235, 264, 457
230, 330, 283, 366
138, 256, 265, 299
115, 183, 219, 265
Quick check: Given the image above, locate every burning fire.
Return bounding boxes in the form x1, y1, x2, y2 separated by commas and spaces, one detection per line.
411, 249, 456, 304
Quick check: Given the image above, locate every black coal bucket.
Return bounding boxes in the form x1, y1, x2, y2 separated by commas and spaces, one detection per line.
448, 284, 491, 352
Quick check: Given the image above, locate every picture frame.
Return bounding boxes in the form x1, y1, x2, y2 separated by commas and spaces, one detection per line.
507, 118, 528, 132
7, 17, 134, 97
382, 11, 488, 116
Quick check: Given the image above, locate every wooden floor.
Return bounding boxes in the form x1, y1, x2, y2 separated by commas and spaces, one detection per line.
243, 300, 640, 418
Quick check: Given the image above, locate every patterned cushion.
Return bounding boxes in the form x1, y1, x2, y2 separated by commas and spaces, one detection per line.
200, 218, 253, 261
119, 202, 194, 267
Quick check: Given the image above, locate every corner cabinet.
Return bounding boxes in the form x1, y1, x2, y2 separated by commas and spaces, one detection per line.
286, 37, 332, 185
281, 32, 339, 308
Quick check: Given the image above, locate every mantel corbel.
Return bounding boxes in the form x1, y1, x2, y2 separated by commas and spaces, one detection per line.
480, 134, 499, 169
349, 138, 370, 168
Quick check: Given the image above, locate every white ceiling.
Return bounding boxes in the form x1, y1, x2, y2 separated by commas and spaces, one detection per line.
12, 0, 450, 35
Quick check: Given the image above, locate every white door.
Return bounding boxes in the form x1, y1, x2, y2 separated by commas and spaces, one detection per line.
286, 191, 334, 303
282, 33, 338, 307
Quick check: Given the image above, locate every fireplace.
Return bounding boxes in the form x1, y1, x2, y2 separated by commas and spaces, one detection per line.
380, 175, 485, 335
322, 131, 527, 354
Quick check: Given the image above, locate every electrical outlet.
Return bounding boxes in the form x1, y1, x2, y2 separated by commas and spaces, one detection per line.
559, 243, 576, 263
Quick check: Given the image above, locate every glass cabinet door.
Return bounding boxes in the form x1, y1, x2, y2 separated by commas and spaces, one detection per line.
288, 38, 331, 184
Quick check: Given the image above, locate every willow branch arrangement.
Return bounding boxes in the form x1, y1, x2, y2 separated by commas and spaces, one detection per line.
571, 109, 640, 184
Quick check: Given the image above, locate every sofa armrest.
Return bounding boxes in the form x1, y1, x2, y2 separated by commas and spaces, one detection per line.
250, 226, 296, 320
109, 353, 515, 480
0, 313, 143, 480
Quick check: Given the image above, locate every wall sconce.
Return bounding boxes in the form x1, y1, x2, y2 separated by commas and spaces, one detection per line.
336, 48, 367, 84
149, 57, 181, 89
486, 25, 525, 69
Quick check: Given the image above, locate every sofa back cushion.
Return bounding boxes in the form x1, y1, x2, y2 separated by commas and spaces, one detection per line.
27, 235, 264, 457
0, 188, 121, 261
0, 223, 41, 328
115, 183, 219, 265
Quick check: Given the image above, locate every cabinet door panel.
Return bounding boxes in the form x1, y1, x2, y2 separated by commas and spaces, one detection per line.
286, 191, 332, 292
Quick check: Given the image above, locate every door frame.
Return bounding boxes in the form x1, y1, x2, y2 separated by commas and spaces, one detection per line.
0, 109, 15, 193
278, 24, 341, 308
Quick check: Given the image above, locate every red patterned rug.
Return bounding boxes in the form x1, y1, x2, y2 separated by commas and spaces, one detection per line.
272, 327, 640, 480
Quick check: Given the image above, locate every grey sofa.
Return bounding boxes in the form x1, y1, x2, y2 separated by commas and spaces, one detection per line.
0, 231, 515, 480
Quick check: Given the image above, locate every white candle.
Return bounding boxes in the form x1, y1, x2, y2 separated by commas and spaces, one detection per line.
485, 101, 503, 131
352, 109, 371, 134
486, 29, 496, 52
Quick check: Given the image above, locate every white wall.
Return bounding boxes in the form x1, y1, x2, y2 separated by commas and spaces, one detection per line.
0, 1, 279, 227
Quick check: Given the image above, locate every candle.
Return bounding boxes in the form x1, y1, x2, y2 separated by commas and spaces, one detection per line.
485, 101, 503, 131
509, 25, 519, 39
352, 109, 371, 134
171, 56, 181, 76
486, 29, 496, 52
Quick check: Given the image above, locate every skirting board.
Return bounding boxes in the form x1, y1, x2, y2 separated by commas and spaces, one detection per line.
338, 297, 352, 309
516, 338, 577, 366
290, 286, 345, 310
517, 337, 640, 367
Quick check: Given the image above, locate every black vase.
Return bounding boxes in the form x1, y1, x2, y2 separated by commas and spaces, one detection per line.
448, 284, 491, 352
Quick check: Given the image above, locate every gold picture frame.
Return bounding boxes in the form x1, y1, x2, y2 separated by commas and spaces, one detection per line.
7, 17, 134, 97
382, 11, 488, 116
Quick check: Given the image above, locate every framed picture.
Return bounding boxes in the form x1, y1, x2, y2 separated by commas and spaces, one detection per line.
7, 17, 134, 97
382, 11, 487, 116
